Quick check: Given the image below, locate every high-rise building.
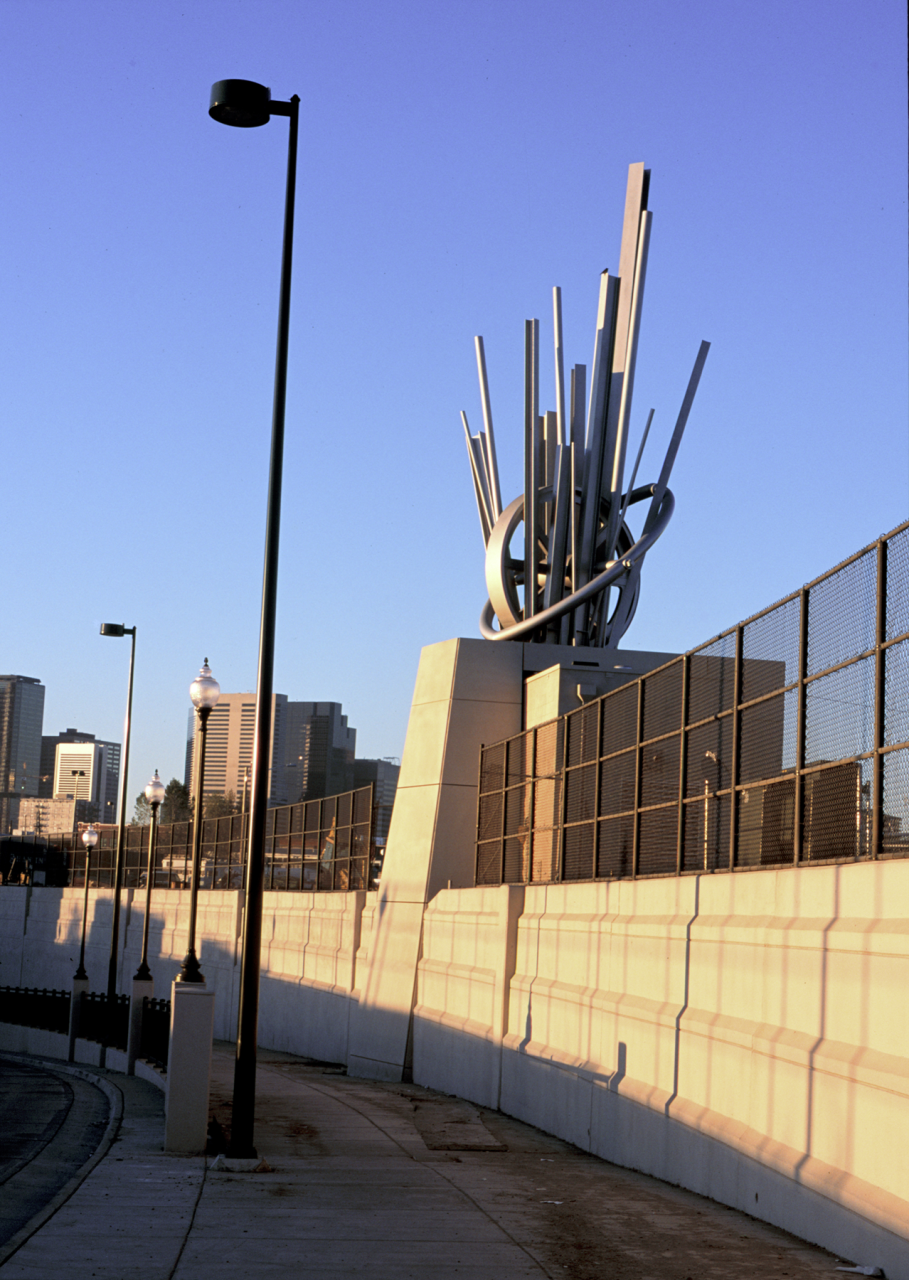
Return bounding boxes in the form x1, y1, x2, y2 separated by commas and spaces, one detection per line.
40, 728, 121, 823
0, 675, 45, 835
285, 702, 356, 803
186, 692, 289, 808
353, 757, 400, 843
183, 695, 358, 810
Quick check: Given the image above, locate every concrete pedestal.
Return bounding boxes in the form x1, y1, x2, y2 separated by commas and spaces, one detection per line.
68, 976, 89, 1063
164, 981, 215, 1154
128, 976, 154, 1074
348, 639, 524, 1080
348, 637, 678, 1083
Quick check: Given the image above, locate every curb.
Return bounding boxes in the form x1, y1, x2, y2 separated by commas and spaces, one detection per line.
0, 1052, 124, 1267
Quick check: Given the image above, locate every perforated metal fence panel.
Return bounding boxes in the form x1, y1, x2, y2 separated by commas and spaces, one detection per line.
476, 519, 909, 885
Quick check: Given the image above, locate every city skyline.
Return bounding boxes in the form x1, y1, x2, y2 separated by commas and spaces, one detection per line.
2, 0, 905, 801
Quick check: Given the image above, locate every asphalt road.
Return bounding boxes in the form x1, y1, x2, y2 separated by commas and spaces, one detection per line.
0, 1058, 111, 1260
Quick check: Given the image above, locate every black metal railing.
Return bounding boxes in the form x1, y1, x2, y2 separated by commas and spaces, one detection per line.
78, 991, 130, 1050
0, 985, 71, 1033
8, 784, 390, 894
477, 518, 909, 885
139, 996, 170, 1070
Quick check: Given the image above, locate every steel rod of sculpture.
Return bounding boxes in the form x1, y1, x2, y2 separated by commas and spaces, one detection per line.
461, 162, 710, 649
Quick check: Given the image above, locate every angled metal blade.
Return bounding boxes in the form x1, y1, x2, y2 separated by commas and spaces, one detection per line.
523, 319, 540, 619
553, 287, 567, 448
544, 443, 571, 615
603, 208, 652, 563
474, 336, 502, 521
578, 272, 618, 588
642, 340, 710, 538
461, 411, 492, 545
619, 408, 655, 528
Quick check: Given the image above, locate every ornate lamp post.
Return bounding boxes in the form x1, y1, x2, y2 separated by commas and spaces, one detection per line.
208, 75, 299, 1159
74, 824, 99, 981
179, 660, 220, 983
135, 771, 166, 981
99, 622, 136, 1003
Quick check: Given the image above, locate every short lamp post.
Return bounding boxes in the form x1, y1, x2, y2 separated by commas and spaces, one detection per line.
135, 771, 166, 981
99, 622, 137, 1004
75, 824, 99, 981
179, 660, 220, 983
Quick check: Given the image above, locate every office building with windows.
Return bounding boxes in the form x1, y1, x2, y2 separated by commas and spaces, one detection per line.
185, 692, 289, 808
183, 695, 358, 810
0, 675, 45, 835
285, 702, 356, 803
40, 729, 121, 824
15, 795, 95, 835
353, 756, 400, 843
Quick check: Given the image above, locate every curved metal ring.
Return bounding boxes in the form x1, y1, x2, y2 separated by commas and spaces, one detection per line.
485, 494, 526, 631
479, 484, 675, 642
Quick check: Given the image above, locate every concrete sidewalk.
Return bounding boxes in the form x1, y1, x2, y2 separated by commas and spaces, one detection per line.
1, 1044, 854, 1279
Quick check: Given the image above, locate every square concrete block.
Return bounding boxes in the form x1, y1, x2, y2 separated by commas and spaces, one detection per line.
524, 666, 562, 730
381, 783, 443, 903
448, 637, 523, 703
410, 638, 460, 706
397, 700, 452, 789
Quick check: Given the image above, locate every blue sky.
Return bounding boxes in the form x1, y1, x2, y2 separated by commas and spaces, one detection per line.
2, 0, 906, 806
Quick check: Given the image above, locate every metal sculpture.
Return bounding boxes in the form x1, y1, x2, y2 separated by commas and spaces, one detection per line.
462, 163, 710, 647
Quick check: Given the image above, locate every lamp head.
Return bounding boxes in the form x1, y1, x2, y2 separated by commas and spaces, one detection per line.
100, 623, 126, 637
209, 79, 271, 127
145, 770, 166, 808
82, 824, 99, 850
190, 658, 221, 711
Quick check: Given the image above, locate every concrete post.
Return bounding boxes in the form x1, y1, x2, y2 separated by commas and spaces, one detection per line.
68, 977, 89, 1063
127, 976, 154, 1075
348, 638, 524, 1081
164, 980, 215, 1154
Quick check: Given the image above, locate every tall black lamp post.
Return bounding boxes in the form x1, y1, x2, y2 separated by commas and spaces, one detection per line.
208, 78, 299, 1157
99, 623, 136, 1004
179, 661, 220, 983
74, 823, 99, 981
69, 769, 86, 831
135, 770, 166, 981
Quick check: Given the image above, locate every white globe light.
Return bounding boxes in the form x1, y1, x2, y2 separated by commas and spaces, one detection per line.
82, 824, 99, 850
145, 770, 166, 807
190, 658, 221, 711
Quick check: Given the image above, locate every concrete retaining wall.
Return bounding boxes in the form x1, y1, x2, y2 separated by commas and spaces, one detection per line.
3, 857, 908, 1275
412, 865, 909, 1279
0, 884, 368, 1063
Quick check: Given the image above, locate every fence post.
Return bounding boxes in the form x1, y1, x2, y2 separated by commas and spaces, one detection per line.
164, 980, 215, 1153
68, 978, 88, 1063
871, 537, 886, 857
127, 975, 153, 1075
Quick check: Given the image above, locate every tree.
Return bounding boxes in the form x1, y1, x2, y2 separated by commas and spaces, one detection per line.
133, 793, 151, 825
160, 778, 191, 825
204, 790, 237, 819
